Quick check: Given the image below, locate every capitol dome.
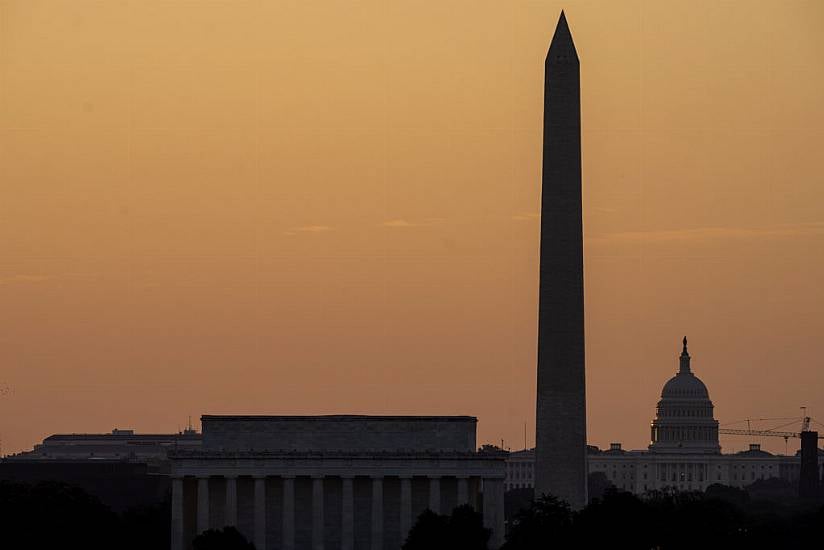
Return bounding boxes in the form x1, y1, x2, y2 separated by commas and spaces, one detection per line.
661, 370, 709, 399
649, 338, 720, 454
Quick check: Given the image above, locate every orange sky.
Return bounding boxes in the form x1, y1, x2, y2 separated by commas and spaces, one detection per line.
1, 0, 823, 456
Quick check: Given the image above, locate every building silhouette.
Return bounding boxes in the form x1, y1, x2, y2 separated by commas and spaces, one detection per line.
509, 339, 824, 495
648, 338, 721, 455
534, 11, 588, 508
168, 416, 506, 550
0, 427, 201, 512
3, 427, 201, 467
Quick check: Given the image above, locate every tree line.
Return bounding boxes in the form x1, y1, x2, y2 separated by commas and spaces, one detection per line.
1, 479, 821, 549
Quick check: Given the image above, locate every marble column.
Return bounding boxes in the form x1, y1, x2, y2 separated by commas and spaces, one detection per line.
225, 476, 238, 527
399, 476, 412, 544
171, 477, 184, 550
457, 476, 469, 507
312, 476, 324, 550
370, 476, 383, 550
482, 478, 505, 549
341, 476, 354, 550
197, 477, 210, 534
282, 476, 295, 550
428, 476, 440, 514
254, 476, 266, 550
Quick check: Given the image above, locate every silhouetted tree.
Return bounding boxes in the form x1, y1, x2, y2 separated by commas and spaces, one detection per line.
704, 483, 749, 507
403, 505, 490, 550
0, 480, 119, 548
577, 488, 653, 548
500, 488, 824, 550
120, 491, 172, 550
193, 526, 256, 550
0, 480, 176, 549
504, 487, 534, 522
586, 471, 614, 502
501, 494, 573, 550
745, 477, 796, 502
403, 509, 448, 550
448, 504, 492, 550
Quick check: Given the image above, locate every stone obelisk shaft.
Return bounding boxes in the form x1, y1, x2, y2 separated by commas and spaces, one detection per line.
534, 12, 587, 509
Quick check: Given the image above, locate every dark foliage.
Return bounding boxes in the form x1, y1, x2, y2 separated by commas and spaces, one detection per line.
119, 497, 171, 550
745, 477, 797, 502
504, 487, 535, 522
586, 471, 614, 502
704, 482, 750, 507
577, 489, 653, 548
0, 480, 118, 548
503, 473, 614, 531
404, 509, 448, 549
503, 487, 824, 550
3, 477, 821, 550
502, 494, 573, 550
193, 526, 256, 550
403, 504, 491, 550
644, 490, 743, 550
0, 480, 170, 549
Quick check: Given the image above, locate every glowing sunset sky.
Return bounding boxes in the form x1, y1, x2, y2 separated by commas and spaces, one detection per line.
1, 0, 823, 455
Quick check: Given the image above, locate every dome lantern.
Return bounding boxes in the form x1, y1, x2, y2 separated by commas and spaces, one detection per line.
679, 336, 691, 374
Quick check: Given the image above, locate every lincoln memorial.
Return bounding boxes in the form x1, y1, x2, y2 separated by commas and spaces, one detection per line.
169, 415, 506, 550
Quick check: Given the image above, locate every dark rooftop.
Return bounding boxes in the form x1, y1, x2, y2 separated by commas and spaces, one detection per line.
201, 415, 477, 423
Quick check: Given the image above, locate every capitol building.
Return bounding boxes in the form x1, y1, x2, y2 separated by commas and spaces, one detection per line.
506, 339, 823, 495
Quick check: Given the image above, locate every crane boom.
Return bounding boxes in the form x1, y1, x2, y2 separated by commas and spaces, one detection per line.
719, 428, 799, 439
720, 411, 823, 440
719, 428, 823, 439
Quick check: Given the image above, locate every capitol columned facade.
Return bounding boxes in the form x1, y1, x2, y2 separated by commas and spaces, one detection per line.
506, 339, 823, 495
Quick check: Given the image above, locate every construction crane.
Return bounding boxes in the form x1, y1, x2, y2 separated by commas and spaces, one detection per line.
719, 408, 823, 453
719, 427, 802, 439
720, 408, 824, 499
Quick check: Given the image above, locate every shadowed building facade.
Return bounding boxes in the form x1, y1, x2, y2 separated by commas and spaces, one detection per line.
513, 339, 824, 496
169, 416, 506, 550
534, 12, 588, 508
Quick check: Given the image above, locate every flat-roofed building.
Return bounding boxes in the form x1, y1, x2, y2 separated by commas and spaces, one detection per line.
169, 415, 506, 550
5, 427, 201, 469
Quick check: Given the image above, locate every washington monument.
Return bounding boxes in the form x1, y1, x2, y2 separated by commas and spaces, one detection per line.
534, 12, 588, 508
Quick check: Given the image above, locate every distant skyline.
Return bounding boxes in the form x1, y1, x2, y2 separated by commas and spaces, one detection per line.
1, 1, 823, 456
